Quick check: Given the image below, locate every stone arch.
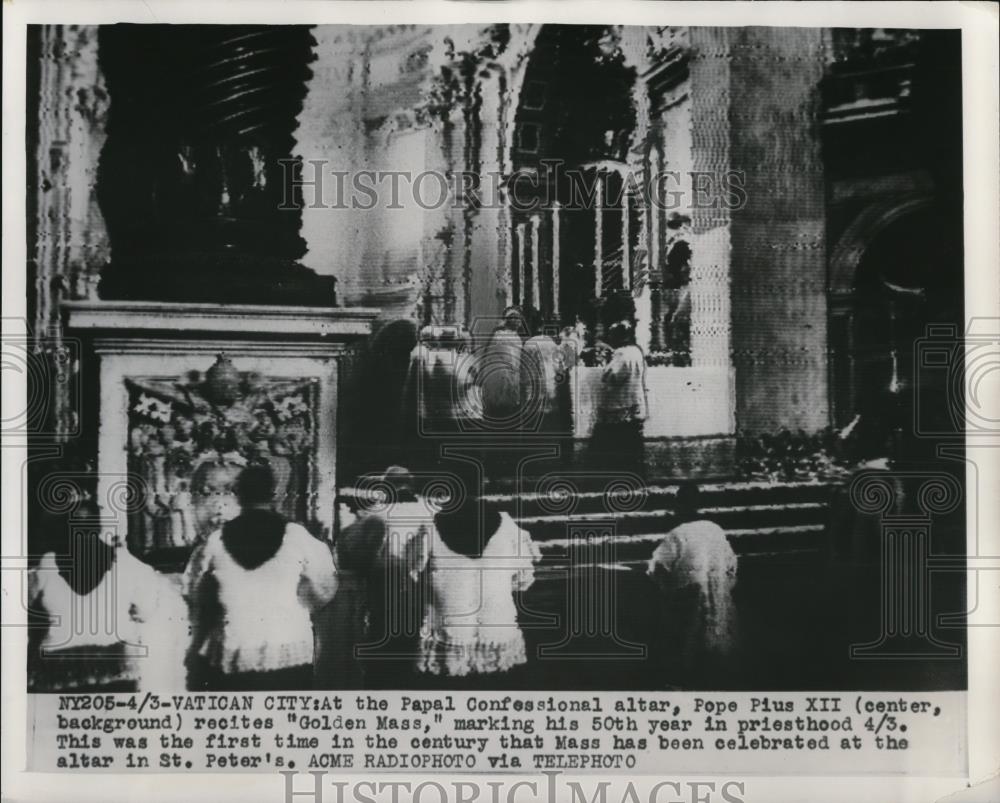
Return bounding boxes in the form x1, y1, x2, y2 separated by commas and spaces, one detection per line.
497, 25, 650, 326
498, 25, 653, 176
470, 25, 662, 323
827, 194, 937, 431
496, 24, 544, 178
829, 194, 934, 295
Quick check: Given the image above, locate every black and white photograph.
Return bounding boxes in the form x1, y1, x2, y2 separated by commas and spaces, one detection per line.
2, 1, 998, 799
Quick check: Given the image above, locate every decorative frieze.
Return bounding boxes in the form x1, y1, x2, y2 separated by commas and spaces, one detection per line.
32, 25, 109, 333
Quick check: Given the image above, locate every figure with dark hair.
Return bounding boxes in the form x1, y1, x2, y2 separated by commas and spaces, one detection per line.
521, 308, 564, 438
662, 240, 693, 365
365, 318, 418, 472
647, 484, 738, 688
405, 467, 541, 687
183, 463, 337, 690
477, 308, 529, 481
401, 325, 474, 472
317, 466, 434, 689
591, 321, 648, 474
28, 501, 188, 692
480, 308, 526, 421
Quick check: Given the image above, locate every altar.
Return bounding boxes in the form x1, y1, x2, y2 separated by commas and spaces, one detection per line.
64, 301, 378, 557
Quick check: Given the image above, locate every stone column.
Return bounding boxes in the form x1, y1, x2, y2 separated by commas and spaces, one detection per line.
618, 25, 654, 351
594, 178, 604, 299
468, 64, 510, 324
551, 200, 561, 320
621, 187, 631, 291
688, 28, 733, 374
646, 145, 662, 352
29, 25, 111, 440
516, 222, 528, 307
727, 27, 829, 431
530, 215, 542, 311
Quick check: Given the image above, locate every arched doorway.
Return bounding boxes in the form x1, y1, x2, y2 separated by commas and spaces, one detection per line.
508, 25, 639, 330
830, 202, 961, 454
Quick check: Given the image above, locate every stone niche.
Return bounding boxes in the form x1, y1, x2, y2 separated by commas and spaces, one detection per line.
65, 300, 377, 557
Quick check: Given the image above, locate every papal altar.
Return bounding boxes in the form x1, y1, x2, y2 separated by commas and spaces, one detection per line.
64, 300, 377, 557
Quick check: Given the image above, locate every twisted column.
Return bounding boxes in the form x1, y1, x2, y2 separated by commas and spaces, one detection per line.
96, 25, 336, 305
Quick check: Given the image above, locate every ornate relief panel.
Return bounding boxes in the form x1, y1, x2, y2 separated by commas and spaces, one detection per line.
123, 358, 322, 553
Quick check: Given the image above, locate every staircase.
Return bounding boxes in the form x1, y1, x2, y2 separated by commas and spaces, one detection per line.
339, 478, 841, 570
487, 480, 837, 570
333, 476, 844, 688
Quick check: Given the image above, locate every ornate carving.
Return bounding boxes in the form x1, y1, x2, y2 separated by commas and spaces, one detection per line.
826, 28, 922, 70
96, 25, 337, 305
30, 26, 111, 441
415, 24, 511, 125
646, 26, 690, 67
33, 26, 109, 302
822, 29, 921, 124
123, 356, 320, 552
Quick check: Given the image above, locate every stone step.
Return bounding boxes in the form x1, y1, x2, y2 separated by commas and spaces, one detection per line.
513, 501, 827, 536
345, 478, 839, 516
533, 544, 823, 578
531, 523, 827, 561
484, 490, 821, 519
338, 478, 837, 558
483, 477, 838, 502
